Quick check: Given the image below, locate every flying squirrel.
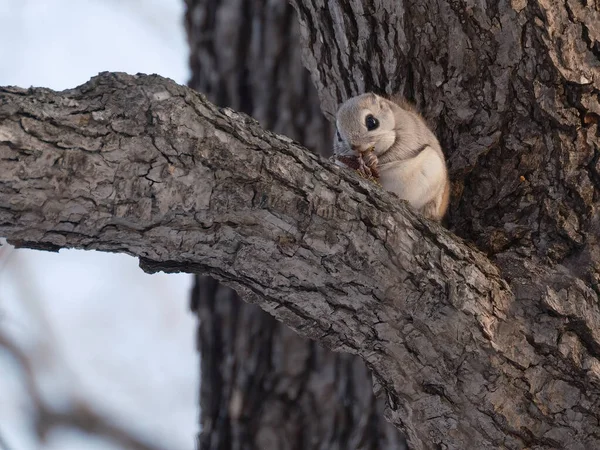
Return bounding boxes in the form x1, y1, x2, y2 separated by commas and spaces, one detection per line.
331, 92, 450, 221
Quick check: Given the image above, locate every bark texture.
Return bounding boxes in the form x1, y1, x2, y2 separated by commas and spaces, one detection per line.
185, 0, 331, 155
185, 0, 404, 448
1, 71, 599, 449
291, 0, 600, 267
287, 0, 600, 448
190, 277, 405, 450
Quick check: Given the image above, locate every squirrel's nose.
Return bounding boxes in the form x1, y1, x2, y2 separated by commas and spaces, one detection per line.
352, 144, 373, 154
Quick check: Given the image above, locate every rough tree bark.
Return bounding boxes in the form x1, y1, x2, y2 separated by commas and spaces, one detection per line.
0, 0, 599, 449
287, 0, 600, 447
184, 0, 404, 448
1, 69, 599, 449
291, 0, 599, 263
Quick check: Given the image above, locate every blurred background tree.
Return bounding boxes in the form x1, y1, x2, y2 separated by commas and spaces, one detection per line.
185, 1, 405, 447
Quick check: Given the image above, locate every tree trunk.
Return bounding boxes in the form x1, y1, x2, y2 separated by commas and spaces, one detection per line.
187, 0, 600, 447
184, 0, 405, 449
287, 0, 600, 446
290, 0, 599, 264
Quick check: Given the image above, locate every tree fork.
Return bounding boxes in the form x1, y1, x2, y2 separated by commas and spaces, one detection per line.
1, 72, 600, 449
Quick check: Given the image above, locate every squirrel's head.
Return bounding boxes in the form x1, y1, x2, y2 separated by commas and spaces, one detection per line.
333, 93, 397, 157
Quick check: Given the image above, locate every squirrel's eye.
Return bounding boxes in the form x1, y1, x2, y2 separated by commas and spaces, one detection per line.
365, 114, 379, 131
336, 130, 342, 142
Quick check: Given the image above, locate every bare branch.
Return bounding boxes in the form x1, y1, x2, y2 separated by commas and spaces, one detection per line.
0, 429, 13, 450
0, 328, 170, 450
1, 72, 599, 449
0, 241, 173, 450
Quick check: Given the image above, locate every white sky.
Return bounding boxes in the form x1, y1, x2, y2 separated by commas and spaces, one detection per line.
0, 1, 196, 449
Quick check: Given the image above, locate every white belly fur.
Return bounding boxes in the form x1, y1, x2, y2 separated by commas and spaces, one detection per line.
377, 146, 446, 210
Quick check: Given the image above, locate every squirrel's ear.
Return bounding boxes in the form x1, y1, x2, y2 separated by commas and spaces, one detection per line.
366, 92, 379, 104
379, 97, 392, 111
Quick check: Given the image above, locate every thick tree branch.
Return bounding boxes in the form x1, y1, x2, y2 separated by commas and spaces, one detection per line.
1, 72, 599, 449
